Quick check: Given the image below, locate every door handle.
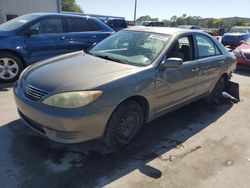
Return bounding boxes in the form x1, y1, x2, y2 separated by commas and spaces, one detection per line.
192, 67, 199, 73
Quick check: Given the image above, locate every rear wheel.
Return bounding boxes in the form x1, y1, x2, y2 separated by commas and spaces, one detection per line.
104, 101, 145, 150
209, 76, 226, 104
0, 52, 24, 83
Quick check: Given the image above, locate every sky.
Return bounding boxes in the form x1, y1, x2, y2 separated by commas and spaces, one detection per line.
75, 0, 250, 20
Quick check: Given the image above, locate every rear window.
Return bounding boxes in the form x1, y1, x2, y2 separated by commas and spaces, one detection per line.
195, 34, 222, 58
229, 27, 250, 33
66, 17, 102, 32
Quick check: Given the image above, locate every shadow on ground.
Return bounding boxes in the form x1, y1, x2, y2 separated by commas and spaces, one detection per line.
234, 69, 250, 77
0, 83, 14, 92
0, 100, 234, 188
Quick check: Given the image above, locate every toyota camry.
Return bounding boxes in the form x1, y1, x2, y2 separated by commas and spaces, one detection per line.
14, 27, 236, 149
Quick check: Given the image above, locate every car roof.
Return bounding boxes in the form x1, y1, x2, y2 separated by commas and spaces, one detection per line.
124, 26, 196, 35
25, 12, 97, 20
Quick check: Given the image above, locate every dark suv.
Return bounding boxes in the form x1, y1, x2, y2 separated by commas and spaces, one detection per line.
0, 13, 114, 82
103, 19, 127, 31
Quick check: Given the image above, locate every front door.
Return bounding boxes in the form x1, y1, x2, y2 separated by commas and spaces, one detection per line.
154, 35, 200, 114
25, 17, 66, 64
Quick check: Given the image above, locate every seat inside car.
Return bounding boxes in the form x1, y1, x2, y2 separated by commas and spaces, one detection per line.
167, 41, 184, 60
180, 45, 191, 61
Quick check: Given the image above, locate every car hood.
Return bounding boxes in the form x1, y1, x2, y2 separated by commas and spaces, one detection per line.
23, 51, 140, 93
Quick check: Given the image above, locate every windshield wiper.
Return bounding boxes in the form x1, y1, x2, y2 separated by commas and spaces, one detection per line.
90, 53, 129, 65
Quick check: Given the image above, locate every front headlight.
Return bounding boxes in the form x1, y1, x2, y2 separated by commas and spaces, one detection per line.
42, 91, 103, 108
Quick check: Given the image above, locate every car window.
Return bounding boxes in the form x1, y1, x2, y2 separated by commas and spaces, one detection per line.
229, 27, 250, 33
66, 17, 101, 32
119, 20, 127, 28
87, 19, 102, 31
107, 20, 118, 29
30, 18, 63, 34
195, 34, 221, 58
167, 36, 194, 62
0, 14, 41, 31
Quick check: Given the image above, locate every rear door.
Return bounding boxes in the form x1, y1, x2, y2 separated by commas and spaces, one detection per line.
64, 17, 109, 52
25, 17, 67, 63
154, 35, 200, 114
194, 34, 225, 95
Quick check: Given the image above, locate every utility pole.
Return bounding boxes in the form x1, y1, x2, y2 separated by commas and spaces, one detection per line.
134, 0, 137, 24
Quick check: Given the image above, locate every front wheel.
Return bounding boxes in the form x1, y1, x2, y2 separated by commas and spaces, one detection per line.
104, 101, 145, 150
0, 52, 24, 83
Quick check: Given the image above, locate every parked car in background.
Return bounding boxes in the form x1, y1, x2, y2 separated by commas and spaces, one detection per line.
0, 13, 114, 82
14, 27, 236, 150
142, 21, 164, 27
178, 25, 214, 35
102, 18, 127, 31
233, 37, 250, 69
221, 26, 250, 50
178, 25, 203, 30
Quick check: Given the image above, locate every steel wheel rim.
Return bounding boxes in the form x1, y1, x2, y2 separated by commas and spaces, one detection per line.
0, 58, 19, 80
116, 111, 139, 144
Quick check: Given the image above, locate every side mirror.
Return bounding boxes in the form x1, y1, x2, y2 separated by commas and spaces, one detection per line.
26, 29, 39, 36
161, 58, 183, 68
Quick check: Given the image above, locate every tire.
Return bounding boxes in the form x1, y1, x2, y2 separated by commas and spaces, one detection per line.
104, 101, 145, 150
0, 52, 24, 83
209, 76, 226, 104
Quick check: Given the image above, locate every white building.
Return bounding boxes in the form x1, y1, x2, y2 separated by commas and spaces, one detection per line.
0, 0, 61, 24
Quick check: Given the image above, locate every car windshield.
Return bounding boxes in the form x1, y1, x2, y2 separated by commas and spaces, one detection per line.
229, 27, 250, 33
89, 31, 170, 66
0, 14, 40, 31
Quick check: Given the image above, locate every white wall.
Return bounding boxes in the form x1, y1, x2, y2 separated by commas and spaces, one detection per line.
0, 0, 59, 23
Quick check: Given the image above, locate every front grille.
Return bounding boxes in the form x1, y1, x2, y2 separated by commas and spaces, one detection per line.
243, 53, 250, 61
24, 85, 48, 101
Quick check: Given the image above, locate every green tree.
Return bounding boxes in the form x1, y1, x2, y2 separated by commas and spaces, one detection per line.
206, 18, 216, 28
61, 0, 83, 13
235, 20, 246, 26
213, 19, 224, 28
136, 15, 152, 22
136, 15, 159, 24
170, 15, 177, 22
162, 19, 171, 26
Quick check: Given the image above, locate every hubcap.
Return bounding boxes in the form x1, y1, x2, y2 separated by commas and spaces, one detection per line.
0, 58, 19, 80
116, 111, 139, 144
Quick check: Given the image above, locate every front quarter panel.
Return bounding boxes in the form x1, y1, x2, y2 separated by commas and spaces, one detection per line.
0, 35, 29, 63
91, 67, 156, 121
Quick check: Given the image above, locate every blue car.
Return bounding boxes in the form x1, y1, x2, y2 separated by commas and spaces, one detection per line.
0, 13, 114, 82
222, 26, 250, 50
